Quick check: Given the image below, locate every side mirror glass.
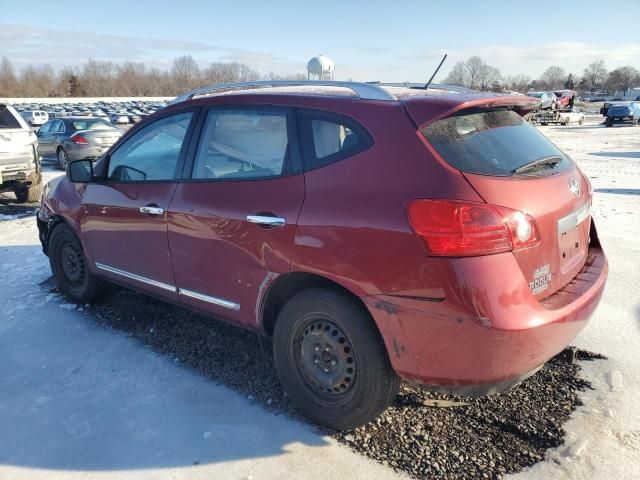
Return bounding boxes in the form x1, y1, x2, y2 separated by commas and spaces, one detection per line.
67, 159, 94, 183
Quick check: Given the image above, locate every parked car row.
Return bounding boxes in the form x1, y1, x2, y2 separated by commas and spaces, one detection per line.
13, 100, 167, 128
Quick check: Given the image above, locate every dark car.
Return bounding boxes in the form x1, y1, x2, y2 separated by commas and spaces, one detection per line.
37, 117, 123, 169
605, 102, 640, 126
37, 81, 608, 430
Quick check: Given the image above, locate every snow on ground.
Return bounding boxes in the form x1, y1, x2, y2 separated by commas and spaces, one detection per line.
0, 117, 639, 479
513, 117, 640, 479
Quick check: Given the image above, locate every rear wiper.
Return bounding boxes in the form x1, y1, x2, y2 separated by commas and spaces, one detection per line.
513, 155, 563, 175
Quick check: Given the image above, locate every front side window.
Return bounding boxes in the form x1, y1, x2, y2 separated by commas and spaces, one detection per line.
108, 112, 193, 182
299, 111, 372, 170
192, 109, 289, 180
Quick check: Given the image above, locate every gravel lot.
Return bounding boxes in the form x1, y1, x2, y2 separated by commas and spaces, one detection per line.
74, 285, 604, 480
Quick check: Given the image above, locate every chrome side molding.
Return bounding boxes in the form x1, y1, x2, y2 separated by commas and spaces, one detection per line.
178, 288, 241, 311
95, 263, 241, 311
95, 262, 176, 292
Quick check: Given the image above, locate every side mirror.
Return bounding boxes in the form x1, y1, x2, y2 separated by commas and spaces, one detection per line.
67, 159, 94, 183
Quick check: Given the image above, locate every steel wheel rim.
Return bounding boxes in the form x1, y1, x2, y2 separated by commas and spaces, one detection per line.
60, 241, 86, 286
297, 318, 357, 396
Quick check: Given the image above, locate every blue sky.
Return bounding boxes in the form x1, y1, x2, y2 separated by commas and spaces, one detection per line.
1, 0, 638, 81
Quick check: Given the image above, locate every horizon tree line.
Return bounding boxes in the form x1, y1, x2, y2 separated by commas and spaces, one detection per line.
0, 55, 638, 98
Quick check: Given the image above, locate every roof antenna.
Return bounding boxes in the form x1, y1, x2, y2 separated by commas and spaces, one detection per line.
424, 53, 447, 90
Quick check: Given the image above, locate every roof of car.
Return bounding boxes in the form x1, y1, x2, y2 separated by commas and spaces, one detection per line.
168, 81, 538, 116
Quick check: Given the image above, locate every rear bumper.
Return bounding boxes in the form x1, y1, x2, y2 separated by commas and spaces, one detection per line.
364, 242, 607, 394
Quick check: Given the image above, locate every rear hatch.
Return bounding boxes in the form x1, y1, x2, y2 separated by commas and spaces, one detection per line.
408, 100, 591, 299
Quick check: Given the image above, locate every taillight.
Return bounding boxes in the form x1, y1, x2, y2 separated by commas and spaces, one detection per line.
71, 134, 89, 145
407, 199, 540, 257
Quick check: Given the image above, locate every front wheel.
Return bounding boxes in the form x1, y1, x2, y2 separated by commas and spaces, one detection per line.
579, 117, 584, 125
48, 223, 108, 303
273, 289, 400, 430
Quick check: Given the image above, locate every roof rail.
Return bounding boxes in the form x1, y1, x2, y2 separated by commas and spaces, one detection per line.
367, 81, 476, 94
169, 80, 397, 104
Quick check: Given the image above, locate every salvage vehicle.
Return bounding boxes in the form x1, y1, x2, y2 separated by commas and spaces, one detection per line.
0, 103, 42, 203
37, 117, 123, 169
553, 90, 576, 110
605, 102, 640, 126
37, 81, 608, 430
531, 106, 585, 126
526, 91, 556, 110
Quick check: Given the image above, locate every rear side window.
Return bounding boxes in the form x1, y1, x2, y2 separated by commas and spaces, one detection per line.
421, 109, 569, 176
0, 106, 21, 129
192, 109, 290, 180
299, 111, 372, 170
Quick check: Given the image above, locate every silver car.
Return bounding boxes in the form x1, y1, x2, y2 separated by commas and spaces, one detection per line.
37, 117, 123, 169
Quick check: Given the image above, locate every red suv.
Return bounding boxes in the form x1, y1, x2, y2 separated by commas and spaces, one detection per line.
37, 81, 607, 430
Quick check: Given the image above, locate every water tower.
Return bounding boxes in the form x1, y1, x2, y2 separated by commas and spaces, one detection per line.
307, 55, 335, 80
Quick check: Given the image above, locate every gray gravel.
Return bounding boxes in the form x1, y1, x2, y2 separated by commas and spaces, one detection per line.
78, 287, 605, 479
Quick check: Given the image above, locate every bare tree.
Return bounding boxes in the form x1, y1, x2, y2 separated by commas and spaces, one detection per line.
443, 61, 467, 86
504, 74, 531, 93
477, 65, 502, 91
583, 60, 607, 90
605, 66, 640, 95
539, 66, 566, 90
466, 56, 486, 89
172, 55, 200, 90
0, 57, 18, 97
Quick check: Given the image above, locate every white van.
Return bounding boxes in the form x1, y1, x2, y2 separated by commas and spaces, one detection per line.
20, 110, 49, 127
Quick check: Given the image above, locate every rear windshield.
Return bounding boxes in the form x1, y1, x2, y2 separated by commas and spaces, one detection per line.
70, 119, 113, 130
0, 106, 22, 129
421, 109, 569, 176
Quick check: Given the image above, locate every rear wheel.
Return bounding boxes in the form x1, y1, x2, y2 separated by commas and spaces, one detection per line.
605, 118, 613, 127
273, 289, 400, 430
579, 116, 584, 125
57, 147, 68, 170
48, 223, 108, 303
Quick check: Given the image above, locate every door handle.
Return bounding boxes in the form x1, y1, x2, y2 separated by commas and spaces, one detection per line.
246, 215, 286, 227
139, 206, 164, 215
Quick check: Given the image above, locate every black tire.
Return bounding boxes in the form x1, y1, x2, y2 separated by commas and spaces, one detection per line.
48, 223, 108, 303
579, 117, 584, 125
605, 118, 613, 127
563, 117, 570, 126
57, 147, 69, 170
273, 288, 400, 430
14, 180, 42, 203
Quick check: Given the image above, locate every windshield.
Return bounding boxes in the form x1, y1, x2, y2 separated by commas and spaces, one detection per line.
421, 109, 570, 176
527, 92, 543, 98
70, 119, 113, 131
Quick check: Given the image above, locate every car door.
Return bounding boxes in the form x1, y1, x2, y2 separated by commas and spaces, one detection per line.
50, 120, 66, 152
167, 105, 305, 328
79, 108, 199, 298
36, 121, 53, 156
